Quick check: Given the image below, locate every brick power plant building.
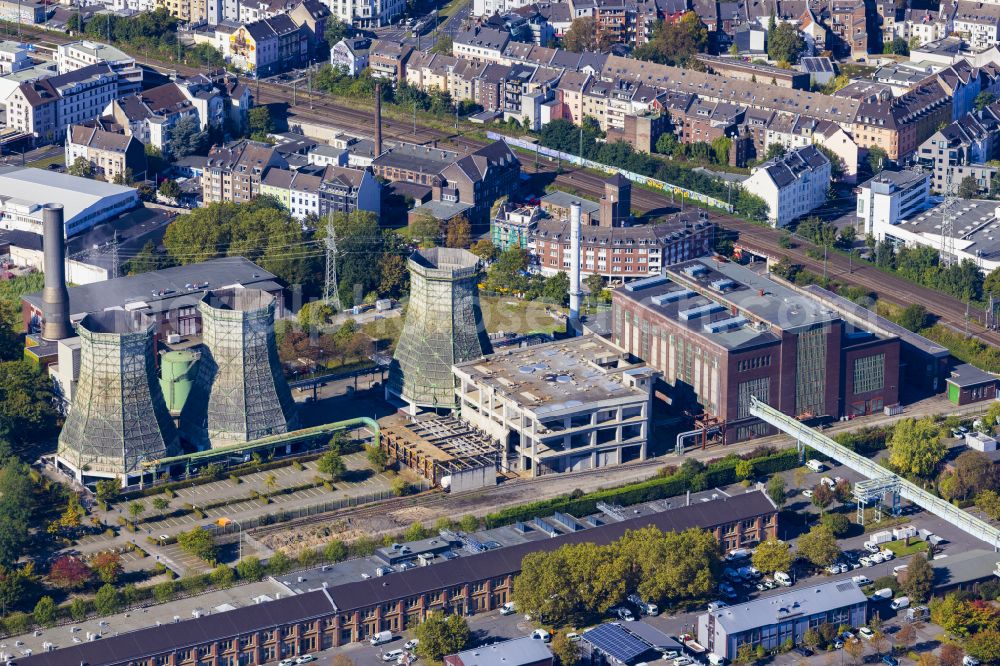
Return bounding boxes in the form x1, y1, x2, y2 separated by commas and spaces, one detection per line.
612, 258, 901, 443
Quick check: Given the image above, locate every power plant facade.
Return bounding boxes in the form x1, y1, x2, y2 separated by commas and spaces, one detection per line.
389, 248, 491, 412
181, 288, 298, 448
56, 311, 179, 485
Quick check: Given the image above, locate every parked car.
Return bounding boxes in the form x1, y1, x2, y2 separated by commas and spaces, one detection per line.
802, 489, 814, 498
826, 564, 843, 575
500, 602, 516, 616
881, 549, 895, 560
870, 552, 885, 564
532, 629, 551, 643
404, 639, 420, 650
279, 660, 296, 666
614, 607, 635, 622
821, 477, 836, 488
963, 657, 980, 666
792, 646, 813, 657
864, 542, 881, 553
673, 658, 694, 666
859, 557, 873, 567
382, 650, 405, 662
296, 656, 315, 665
774, 572, 792, 586
707, 601, 727, 611
859, 627, 875, 640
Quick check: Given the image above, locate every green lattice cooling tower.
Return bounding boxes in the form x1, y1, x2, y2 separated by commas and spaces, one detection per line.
389, 248, 492, 411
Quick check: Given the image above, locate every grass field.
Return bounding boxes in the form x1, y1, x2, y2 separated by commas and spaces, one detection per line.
27, 154, 64, 170
480, 294, 565, 335
884, 538, 929, 557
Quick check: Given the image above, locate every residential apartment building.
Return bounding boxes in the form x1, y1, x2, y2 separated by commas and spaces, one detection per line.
856, 169, 931, 236
853, 80, 952, 160
324, 0, 403, 27
954, 1, 1000, 51
55, 41, 142, 96
157, 0, 207, 23
227, 15, 308, 76
318, 165, 381, 217
65, 122, 147, 183
454, 27, 511, 64
917, 101, 1000, 194
742, 144, 831, 227
612, 259, 901, 443
331, 37, 371, 76
5, 63, 118, 144
369, 40, 414, 82
202, 140, 289, 204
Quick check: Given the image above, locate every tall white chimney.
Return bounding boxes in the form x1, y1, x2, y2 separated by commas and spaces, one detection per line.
569, 202, 582, 334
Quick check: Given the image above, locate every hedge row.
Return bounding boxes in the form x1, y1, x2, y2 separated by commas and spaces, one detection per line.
483, 448, 800, 528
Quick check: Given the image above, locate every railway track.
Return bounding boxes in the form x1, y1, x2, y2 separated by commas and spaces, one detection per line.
16, 25, 997, 346
248, 454, 671, 537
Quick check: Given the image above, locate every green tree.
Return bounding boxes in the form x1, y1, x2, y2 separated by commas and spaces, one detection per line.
958, 175, 980, 199
470, 239, 499, 262
940, 450, 995, 501
563, 17, 603, 53
811, 482, 834, 511
445, 214, 471, 249
543, 272, 570, 305
236, 556, 265, 582
820, 512, 851, 538
94, 583, 122, 615
766, 475, 787, 506
430, 34, 454, 55
551, 631, 581, 666
735, 459, 753, 481
767, 22, 805, 64
797, 525, 840, 566
975, 91, 997, 111
415, 613, 471, 661
167, 115, 208, 159
317, 449, 347, 481
210, 564, 235, 588
888, 417, 946, 478
885, 36, 909, 55
366, 444, 388, 472
154, 579, 176, 603
965, 630, 1000, 663
633, 12, 708, 67
68, 156, 94, 179
177, 528, 217, 564
158, 179, 182, 200
324, 17, 350, 45
0, 462, 34, 567
751, 538, 792, 574
127, 500, 146, 526
70, 597, 88, 621
656, 132, 680, 155
409, 211, 440, 248
901, 553, 933, 602
867, 146, 888, 175
898, 304, 929, 332
33, 595, 56, 627
124, 240, 175, 276
248, 107, 274, 142
324, 540, 347, 562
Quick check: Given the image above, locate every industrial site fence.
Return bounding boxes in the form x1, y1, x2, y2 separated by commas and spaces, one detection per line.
487, 132, 736, 213
212, 483, 432, 536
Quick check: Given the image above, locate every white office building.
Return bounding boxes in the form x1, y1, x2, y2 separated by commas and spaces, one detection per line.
856, 169, 931, 236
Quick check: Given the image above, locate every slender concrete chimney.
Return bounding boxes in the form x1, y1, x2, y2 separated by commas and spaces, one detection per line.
41, 203, 70, 341
569, 202, 582, 335
374, 83, 383, 158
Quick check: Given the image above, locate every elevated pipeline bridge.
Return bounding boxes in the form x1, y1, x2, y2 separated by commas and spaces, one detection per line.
749, 397, 1000, 551
140, 417, 380, 479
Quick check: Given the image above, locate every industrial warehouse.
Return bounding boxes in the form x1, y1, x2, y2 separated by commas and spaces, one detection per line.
17, 491, 779, 665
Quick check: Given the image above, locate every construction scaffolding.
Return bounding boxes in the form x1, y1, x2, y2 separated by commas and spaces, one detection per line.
388, 248, 491, 411
181, 288, 299, 449
57, 311, 178, 485
381, 414, 500, 491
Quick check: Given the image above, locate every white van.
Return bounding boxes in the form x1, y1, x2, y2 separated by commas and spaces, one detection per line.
500, 602, 516, 615
708, 653, 726, 666
370, 631, 393, 646
869, 588, 892, 601
806, 459, 825, 473
774, 571, 792, 586
890, 596, 910, 610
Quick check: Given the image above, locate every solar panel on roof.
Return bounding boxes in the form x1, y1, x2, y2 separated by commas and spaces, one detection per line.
583, 624, 652, 664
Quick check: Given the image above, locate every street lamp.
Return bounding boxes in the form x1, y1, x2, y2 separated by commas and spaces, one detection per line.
217, 517, 244, 562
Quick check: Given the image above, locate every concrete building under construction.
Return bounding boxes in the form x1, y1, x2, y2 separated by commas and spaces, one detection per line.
388, 248, 491, 413
181, 288, 299, 448
55, 311, 179, 486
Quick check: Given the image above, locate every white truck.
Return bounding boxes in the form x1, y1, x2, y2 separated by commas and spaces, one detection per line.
680, 634, 706, 655
806, 459, 825, 472
774, 571, 793, 586
370, 631, 393, 646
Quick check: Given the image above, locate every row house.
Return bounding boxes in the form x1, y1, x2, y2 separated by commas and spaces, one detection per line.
5, 63, 118, 144
763, 114, 860, 181
677, 98, 745, 145
502, 64, 561, 127
929, 59, 984, 120
260, 168, 323, 220
65, 121, 147, 183
829, 0, 870, 57
853, 80, 951, 160
318, 165, 381, 218
369, 40, 414, 82
551, 70, 591, 124
917, 101, 1000, 194
953, 1, 1000, 52
454, 26, 512, 64
202, 140, 289, 204
406, 52, 459, 93
331, 37, 371, 76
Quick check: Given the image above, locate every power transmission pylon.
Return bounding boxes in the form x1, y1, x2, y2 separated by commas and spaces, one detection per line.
324, 212, 343, 311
